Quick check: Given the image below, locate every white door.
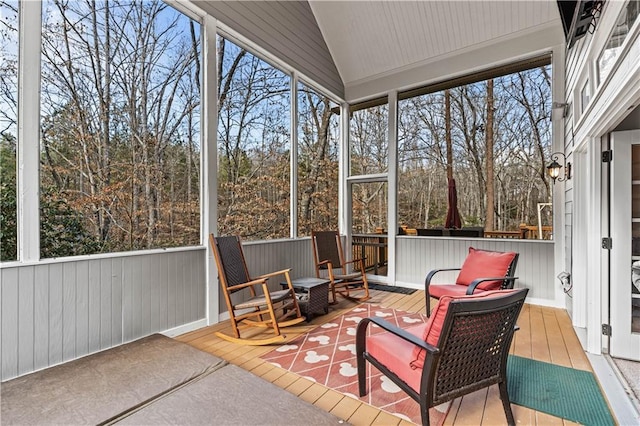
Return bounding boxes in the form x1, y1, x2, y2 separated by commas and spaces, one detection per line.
610, 130, 640, 360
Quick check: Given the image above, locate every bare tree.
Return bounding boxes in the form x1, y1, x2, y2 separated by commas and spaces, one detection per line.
396, 66, 552, 234
40, 0, 201, 253
216, 36, 291, 240
297, 85, 339, 235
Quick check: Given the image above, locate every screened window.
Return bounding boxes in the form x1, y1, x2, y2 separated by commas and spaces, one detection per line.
217, 36, 291, 241
0, 0, 18, 261
598, 0, 640, 85
397, 64, 553, 239
297, 82, 339, 236
39, 0, 201, 257
351, 181, 388, 235
351, 180, 388, 276
350, 102, 388, 176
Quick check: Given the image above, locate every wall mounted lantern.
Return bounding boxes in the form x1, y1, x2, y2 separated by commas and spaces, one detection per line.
547, 152, 572, 183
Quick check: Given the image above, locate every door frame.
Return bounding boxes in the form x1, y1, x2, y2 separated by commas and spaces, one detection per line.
571, 45, 640, 355
609, 130, 640, 360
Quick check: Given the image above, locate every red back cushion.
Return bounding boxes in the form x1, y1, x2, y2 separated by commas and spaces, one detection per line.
410, 289, 519, 369
455, 247, 517, 291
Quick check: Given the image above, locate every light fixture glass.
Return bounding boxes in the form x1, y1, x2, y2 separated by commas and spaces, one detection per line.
547, 153, 571, 184
547, 160, 561, 180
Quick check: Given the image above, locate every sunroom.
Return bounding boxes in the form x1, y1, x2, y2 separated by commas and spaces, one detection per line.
1, 0, 639, 424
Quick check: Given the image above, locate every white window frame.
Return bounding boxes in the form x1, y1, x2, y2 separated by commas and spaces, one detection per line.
11, 0, 212, 265
215, 27, 343, 241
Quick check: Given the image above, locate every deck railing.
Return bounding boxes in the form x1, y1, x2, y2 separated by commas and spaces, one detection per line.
352, 234, 388, 275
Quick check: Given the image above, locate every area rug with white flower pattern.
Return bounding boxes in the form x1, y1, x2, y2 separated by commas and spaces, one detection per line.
260, 304, 449, 425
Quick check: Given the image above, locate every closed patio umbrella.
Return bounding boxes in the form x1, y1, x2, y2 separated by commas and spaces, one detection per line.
445, 177, 462, 229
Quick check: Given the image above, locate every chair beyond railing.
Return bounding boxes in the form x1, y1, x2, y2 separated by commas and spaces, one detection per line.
401, 223, 552, 240
519, 224, 553, 240
485, 225, 552, 240
352, 234, 388, 275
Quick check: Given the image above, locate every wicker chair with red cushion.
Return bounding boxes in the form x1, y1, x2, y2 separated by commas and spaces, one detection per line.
355, 288, 528, 426
425, 247, 519, 316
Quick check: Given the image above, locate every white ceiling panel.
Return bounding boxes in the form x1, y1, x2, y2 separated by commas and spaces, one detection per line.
309, 1, 562, 87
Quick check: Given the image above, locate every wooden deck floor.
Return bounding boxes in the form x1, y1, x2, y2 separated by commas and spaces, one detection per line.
177, 289, 593, 425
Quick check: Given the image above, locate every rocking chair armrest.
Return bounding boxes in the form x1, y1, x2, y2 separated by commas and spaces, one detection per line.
343, 258, 366, 269
317, 260, 332, 268
356, 317, 439, 355
425, 268, 462, 286
466, 276, 519, 294
227, 277, 268, 291
344, 257, 366, 264
255, 268, 292, 280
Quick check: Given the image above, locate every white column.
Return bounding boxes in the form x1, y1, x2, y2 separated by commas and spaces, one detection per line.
586, 138, 603, 354
290, 73, 299, 238
339, 103, 350, 235
202, 15, 219, 325
387, 91, 398, 285
551, 42, 567, 310
17, 1, 42, 262
571, 149, 588, 332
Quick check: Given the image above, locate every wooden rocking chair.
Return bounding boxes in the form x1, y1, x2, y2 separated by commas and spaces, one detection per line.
311, 230, 370, 303
210, 234, 305, 345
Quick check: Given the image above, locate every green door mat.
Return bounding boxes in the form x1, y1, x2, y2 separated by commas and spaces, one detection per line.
507, 355, 615, 426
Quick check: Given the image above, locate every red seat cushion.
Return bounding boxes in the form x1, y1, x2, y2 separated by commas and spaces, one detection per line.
428, 284, 469, 298
367, 323, 426, 392
410, 289, 519, 369
455, 247, 517, 291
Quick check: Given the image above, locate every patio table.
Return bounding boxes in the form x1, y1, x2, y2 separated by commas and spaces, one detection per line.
281, 277, 330, 321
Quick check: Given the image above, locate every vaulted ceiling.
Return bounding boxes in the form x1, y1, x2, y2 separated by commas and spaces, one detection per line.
309, 1, 563, 90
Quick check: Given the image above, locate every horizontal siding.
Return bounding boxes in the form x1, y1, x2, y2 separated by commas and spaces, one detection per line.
565, 34, 589, 97
561, 1, 588, 325
1, 249, 205, 381
395, 237, 555, 302
195, 0, 344, 98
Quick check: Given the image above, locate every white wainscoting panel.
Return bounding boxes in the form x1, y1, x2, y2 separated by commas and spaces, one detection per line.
1, 248, 205, 381
395, 237, 555, 302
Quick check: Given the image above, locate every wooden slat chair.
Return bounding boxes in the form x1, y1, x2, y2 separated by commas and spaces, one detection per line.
210, 234, 304, 345
425, 247, 519, 316
356, 288, 528, 426
311, 230, 370, 303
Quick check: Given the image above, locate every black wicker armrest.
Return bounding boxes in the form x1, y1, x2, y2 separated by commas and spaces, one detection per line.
356, 317, 439, 355
466, 276, 519, 294
425, 268, 462, 287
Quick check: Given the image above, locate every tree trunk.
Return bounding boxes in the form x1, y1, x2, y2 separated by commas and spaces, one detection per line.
299, 94, 332, 233
485, 79, 495, 232
445, 90, 453, 181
